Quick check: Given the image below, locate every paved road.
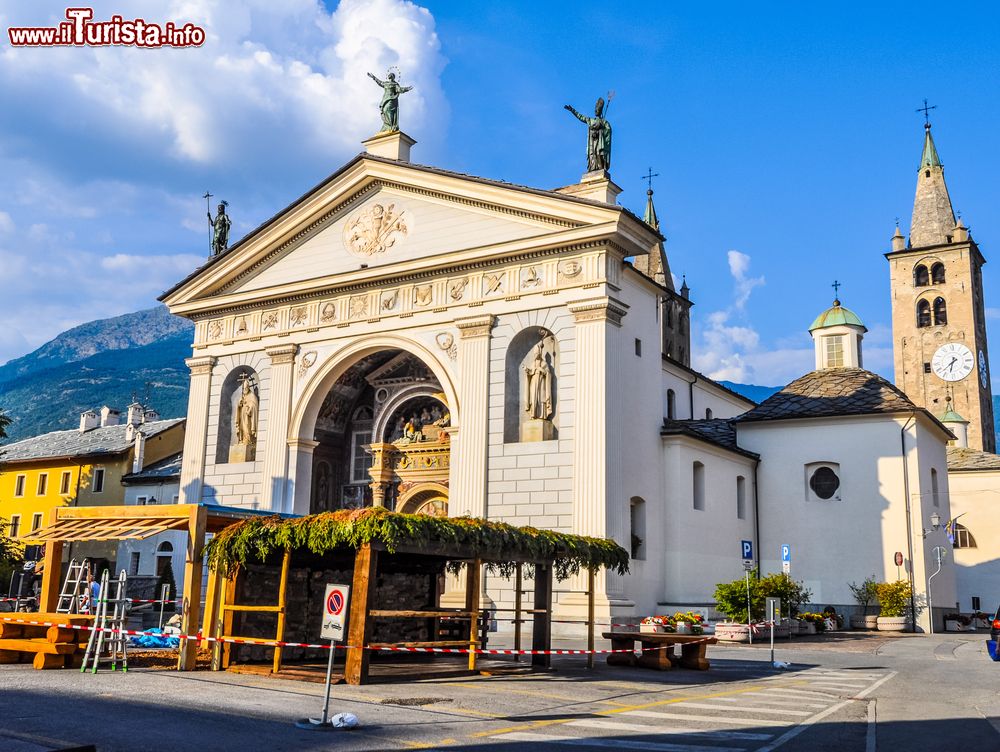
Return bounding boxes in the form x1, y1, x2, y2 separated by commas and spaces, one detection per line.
0, 633, 996, 751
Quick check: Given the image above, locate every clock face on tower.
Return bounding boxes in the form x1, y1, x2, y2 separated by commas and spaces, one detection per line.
980, 350, 989, 389
931, 343, 975, 382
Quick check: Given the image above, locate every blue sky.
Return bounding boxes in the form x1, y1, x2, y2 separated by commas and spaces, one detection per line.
0, 1, 998, 388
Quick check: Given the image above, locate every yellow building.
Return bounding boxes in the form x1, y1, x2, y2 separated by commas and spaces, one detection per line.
0, 404, 184, 563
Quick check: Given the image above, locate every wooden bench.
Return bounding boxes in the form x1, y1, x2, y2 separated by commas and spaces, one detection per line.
0, 613, 93, 669
602, 630, 717, 671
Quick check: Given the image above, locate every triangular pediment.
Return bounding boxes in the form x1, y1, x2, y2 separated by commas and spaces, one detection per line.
162, 156, 644, 312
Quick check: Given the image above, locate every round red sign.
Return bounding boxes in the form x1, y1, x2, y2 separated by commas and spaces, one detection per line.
894, 552, 904, 566
327, 589, 345, 616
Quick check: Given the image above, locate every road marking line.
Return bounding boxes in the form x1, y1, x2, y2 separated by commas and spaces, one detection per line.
671, 702, 811, 716
866, 700, 876, 752
485, 731, 747, 752
598, 715, 773, 740
756, 671, 897, 752
619, 710, 786, 728
759, 687, 839, 699
448, 682, 621, 704
709, 696, 828, 709
808, 683, 868, 690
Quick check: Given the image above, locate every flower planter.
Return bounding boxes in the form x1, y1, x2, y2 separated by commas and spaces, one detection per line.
675, 622, 692, 635
850, 615, 879, 630
876, 616, 910, 632
787, 619, 801, 636
802, 622, 817, 635
640, 623, 668, 634
714, 623, 751, 642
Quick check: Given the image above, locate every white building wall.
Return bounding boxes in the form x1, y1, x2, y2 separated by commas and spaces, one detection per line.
949, 468, 1000, 612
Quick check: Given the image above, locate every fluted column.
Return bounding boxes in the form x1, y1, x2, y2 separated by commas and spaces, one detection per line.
567, 296, 628, 603
261, 344, 298, 513
179, 356, 216, 504
451, 314, 495, 519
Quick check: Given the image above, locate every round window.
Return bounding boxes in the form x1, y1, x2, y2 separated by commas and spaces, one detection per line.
809, 467, 840, 500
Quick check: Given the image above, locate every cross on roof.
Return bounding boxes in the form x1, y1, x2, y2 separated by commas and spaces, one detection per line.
916, 98, 937, 126
642, 167, 659, 192
832, 280, 842, 300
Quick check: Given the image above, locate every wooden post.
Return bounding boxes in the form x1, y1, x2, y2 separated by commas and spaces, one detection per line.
345, 543, 378, 685
587, 567, 596, 670
38, 508, 64, 612
513, 563, 522, 662
219, 570, 237, 670
465, 558, 482, 672
201, 567, 221, 651
178, 505, 207, 671
272, 548, 291, 674
531, 560, 553, 669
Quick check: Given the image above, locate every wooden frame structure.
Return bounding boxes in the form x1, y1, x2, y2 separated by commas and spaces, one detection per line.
27, 503, 289, 671
209, 541, 565, 684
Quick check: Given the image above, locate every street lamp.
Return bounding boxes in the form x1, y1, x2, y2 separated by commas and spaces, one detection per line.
921, 511, 942, 539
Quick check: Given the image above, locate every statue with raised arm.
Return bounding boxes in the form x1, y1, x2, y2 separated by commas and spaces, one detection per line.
564, 97, 612, 173
208, 201, 231, 256
367, 70, 413, 132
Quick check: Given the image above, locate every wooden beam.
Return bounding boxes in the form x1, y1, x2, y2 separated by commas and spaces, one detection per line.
531, 561, 553, 669
221, 571, 238, 670
465, 558, 482, 672
38, 508, 64, 613
178, 505, 207, 671
344, 543, 378, 686
202, 567, 221, 651
272, 548, 291, 674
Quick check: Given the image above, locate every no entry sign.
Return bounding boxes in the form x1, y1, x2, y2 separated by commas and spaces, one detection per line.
320, 584, 350, 641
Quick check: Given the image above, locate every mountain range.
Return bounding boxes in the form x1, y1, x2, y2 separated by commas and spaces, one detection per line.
0, 308, 997, 447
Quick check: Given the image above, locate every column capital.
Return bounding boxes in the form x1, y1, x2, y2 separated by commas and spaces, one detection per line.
288, 438, 320, 453
567, 296, 629, 327
455, 314, 497, 339
266, 343, 299, 365
185, 355, 217, 376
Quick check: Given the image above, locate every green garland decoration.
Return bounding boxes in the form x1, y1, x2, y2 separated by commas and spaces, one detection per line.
205, 507, 629, 581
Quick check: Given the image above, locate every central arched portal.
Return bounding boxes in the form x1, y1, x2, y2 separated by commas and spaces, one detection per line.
306, 348, 451, 515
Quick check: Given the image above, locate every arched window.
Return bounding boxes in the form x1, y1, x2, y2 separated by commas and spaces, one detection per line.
736, 475, 746, 520
629, 497, 646, 559
705, 408, 713, 419
914, 265, 929, 287
931, 262, 945, 284
916, 299, 932, 328
666, 389, 676, 420
930, 468, 939, 507
933, 297, 947, 325
156, 541, 174, 554
693, 462, 705, 510
953, 523, 977, 549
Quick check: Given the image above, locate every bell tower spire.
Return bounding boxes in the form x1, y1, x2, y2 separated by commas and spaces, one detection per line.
909, 111, 956, 248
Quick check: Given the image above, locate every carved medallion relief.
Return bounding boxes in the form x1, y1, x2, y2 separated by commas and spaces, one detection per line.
343, 202, 409, 257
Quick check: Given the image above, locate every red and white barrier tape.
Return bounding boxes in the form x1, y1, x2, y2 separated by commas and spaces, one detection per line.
0, 617, 715, 656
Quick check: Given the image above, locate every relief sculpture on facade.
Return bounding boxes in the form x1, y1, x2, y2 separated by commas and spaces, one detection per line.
343, 202, 409, 257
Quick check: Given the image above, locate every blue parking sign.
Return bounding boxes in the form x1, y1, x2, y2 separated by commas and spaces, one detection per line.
781, 544, 791, 563
741, 540, 753, 560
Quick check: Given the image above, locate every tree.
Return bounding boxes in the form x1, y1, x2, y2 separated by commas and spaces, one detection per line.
0, 517, 24, 594
157, 559, 177, 612
849, 575, 879, 615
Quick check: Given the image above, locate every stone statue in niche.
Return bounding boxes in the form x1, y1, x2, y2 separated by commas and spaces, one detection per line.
230, 374, 259, 463
522, 343, 555, 441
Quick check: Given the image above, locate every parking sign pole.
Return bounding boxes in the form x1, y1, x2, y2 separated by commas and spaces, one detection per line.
745, 569, 752, 645
320, 638, 336, 725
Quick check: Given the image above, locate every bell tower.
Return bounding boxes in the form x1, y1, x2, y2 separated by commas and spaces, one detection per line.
886, 118, 995, 452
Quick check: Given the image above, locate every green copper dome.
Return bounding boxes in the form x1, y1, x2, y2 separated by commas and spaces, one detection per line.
809, 300, 867, 332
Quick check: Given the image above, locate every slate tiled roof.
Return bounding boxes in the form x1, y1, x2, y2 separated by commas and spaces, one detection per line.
947, 447, 1000, 472
735, 368, 917, 423
661, 419, 759, 459
122, 452, 183, 483
0, 419, 183, 463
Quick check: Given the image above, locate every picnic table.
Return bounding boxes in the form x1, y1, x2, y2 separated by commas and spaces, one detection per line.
603, 630, 717, 671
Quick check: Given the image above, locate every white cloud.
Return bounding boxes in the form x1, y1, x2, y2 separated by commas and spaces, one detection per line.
0, 212, 13, 233
727, 250, 765, 310
100, 252, 203, 276
0, 0, 447, 168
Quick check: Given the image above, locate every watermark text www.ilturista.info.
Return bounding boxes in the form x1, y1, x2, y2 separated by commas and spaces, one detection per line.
8, 8, 205, 48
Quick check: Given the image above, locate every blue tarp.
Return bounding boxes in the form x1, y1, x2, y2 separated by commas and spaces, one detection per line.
987, 639, 999, 662
129, 628, 180, 649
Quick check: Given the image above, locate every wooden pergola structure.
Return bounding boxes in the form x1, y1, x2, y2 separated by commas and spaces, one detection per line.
26, 502, 293, 670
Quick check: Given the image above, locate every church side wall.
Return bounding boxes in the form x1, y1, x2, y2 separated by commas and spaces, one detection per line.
201, 351, 271, 508
948, 469, 1000, 613
660, 438, 757, 608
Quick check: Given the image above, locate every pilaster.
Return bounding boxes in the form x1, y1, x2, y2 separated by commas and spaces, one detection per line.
261, 344, 298, 513
287, 438, 319, 515
178, 356, 216, 504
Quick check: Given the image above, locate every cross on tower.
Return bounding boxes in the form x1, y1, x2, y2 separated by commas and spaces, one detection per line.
916, 98, 937, 126
642, 167, 659, 192
832, 280, 842, 301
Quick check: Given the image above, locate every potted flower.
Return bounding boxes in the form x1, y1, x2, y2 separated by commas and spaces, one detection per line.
943, 614, 972, 632
972, 611, 990, 631
640, 615, 675, 634
875, 580, 913, 632
673, 611, 705, 635
798, 612, 826, 635
848, 576, 879, 630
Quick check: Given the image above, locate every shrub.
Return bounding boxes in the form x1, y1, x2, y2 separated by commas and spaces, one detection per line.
714, 573, 764, 623
848, 575, 879, 615
758, 572, 812, 617
875, 580, 912, 618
